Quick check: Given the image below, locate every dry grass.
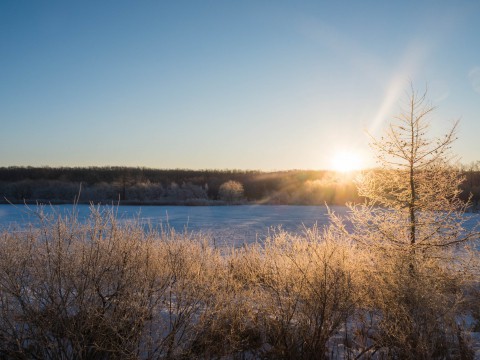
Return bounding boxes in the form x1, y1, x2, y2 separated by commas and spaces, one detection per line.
0, 206, 477, 359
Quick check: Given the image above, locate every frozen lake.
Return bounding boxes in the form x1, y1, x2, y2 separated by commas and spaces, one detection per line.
0, 204, 346, 246
0, 204, 478, 247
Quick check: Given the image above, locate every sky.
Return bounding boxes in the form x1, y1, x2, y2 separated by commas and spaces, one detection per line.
1, 0, 479, 170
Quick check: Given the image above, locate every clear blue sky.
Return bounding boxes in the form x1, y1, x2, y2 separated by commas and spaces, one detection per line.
1, 0, 479, 170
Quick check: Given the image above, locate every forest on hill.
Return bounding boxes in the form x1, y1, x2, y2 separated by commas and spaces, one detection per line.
0, 165, 479, 208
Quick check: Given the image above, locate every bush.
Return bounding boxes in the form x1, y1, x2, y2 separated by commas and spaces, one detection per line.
218, 180, 244, 202
0, 207, 223, 359
226, 226, 363, 359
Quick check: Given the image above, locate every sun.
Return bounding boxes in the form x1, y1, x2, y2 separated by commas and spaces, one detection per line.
331, 151, 363, 173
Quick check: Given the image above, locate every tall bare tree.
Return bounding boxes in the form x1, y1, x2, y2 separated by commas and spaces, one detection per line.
335, 86, 479, 358
348, 86, 474, 253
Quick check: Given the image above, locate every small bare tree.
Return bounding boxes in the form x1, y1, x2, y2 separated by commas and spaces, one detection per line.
218, 180, 244, 203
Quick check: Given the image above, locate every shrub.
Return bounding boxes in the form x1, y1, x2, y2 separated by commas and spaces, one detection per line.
227, 226, 362, 359
0, 207, 223, 359
218, 180, 244, 202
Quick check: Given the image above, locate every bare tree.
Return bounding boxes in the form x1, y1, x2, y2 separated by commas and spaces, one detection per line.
218, 180, 244, 203
334, 86, 479, 358
350, 86, 474, 252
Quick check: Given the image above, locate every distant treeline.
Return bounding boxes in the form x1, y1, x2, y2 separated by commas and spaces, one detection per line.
0, 165, 479, 208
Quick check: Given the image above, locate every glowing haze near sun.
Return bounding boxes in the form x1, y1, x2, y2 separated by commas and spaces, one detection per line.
331, 152, 364, 173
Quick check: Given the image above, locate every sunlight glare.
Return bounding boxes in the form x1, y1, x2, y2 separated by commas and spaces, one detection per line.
331, 151, 363, 173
